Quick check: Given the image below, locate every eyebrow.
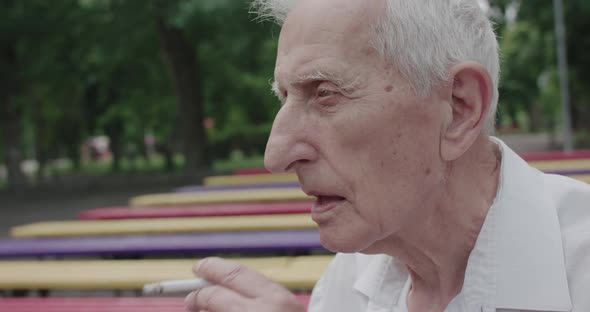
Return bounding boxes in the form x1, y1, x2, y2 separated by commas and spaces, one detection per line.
271, 68, 361, 100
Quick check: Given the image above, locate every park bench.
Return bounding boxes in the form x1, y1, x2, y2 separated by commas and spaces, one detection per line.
233, 168, 270, 175
528, 158, 590, 174
79, 202, 311, 220
521, 149, 590, 161
129, 188, 311, 206
11, 214, 316, 238
0, 255, 332, 291
173, 181, 300, 193
0, 295, 312, 312
203, 173, 298, 186
0, 229, 324, 258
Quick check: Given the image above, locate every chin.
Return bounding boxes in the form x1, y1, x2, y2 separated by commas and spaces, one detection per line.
318, 227, 376, 254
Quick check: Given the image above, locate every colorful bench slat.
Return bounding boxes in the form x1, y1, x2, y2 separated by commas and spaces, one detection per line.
0, 255, 332, 290
529, 158, 590, 172
233, 168, 270, 175
0, 230, 324, 258
11, 214, 316, 238
79, 202, 312, 220
129, 188, 311, 207
0, 295, 312, 312
521, 150, 590, 161
203, 173, 298, 186
571, 174, 590, 184
173, 181, 300, 193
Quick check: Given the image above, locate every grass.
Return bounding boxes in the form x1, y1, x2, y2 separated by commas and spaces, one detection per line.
22, 153, 264, 177
0, 153, 266, 189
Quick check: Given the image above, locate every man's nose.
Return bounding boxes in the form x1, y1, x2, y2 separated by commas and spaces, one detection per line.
264, 106, 317, 173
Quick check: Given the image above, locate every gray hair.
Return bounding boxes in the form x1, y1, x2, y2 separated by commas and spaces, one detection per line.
251, 0, 500, 133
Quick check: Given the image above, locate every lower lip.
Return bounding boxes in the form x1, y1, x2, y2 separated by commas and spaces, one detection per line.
311, 198, 343, 214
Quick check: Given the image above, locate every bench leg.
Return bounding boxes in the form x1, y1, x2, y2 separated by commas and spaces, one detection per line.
38, 289, 50, 297
10, 289, 29, 297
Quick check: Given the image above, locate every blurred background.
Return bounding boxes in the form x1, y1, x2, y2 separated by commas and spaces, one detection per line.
1, 0, 589, 232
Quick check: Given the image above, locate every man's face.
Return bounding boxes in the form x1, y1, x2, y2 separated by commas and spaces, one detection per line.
265, 0, 447, 253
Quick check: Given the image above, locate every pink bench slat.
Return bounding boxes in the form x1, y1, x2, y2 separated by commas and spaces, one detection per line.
0, 294, 311, 311
79, 202, 312, 220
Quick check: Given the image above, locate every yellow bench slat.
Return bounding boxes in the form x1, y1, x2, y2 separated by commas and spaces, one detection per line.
204, 173, 298, 186
0, 255, 332, 290
130, 188, 311, 207
11, 214, 316, 238
571, 174, 590, 183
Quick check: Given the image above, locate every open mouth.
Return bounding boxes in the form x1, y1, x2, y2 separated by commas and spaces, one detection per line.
312, 195, 346, 213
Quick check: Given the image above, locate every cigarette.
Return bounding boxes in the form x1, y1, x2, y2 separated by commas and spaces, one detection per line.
143, 278, 213, 295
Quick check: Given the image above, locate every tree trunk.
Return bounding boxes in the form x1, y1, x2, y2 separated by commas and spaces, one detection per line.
528, 100, 544, 132
156, 16, 210, 174
0, 41, 26, 189
33, 95, 49, 183
156, 142, 175, 172
0, 106, 26, 188
104, 119, 124, 173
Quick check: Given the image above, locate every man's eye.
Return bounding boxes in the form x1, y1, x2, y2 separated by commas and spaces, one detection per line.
317, 88, 338, 98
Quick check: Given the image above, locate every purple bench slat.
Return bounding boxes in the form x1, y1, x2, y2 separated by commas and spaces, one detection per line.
79, 202, 312, 220
545, 169, 590, 176
173, 181, 300, 193
0, 230, 324, 258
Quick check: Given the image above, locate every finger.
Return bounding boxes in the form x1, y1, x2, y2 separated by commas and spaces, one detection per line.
184, 285, 247, 312
194, 257, 285, 298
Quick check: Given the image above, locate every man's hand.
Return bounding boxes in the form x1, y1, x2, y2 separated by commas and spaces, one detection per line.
184, 257, 306, 312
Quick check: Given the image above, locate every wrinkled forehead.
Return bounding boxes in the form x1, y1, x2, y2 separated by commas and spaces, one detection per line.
277, 0, 384, 54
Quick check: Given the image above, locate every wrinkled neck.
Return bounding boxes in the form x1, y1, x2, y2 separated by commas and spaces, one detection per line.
384, 136, 502, 311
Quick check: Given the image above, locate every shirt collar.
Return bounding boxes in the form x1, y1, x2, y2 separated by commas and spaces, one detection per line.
352, 254, 408, 309
491, 138, 572, 311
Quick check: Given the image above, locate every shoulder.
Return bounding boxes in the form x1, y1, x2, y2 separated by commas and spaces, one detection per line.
545, 174, 590, 245
544, 174, 590, 221
543, 173, 590, 311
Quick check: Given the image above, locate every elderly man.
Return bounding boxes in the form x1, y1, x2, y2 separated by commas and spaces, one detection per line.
185, 0, 590, 311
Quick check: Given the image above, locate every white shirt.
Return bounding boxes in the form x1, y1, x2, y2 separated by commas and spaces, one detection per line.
308, 138, 590, 312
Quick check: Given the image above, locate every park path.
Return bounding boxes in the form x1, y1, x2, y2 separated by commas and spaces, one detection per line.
0, 185, 171, 237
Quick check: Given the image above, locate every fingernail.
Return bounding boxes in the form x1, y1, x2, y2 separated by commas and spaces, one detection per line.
193, 260, 203, 274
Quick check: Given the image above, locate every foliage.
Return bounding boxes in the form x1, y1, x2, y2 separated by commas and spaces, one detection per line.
3, 0, 590, 188
0, 0, 280, 188
209, 123, 272, 160
489, 0, 590, 132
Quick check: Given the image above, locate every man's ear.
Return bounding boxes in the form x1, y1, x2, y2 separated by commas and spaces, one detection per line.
440, 61, 493, 161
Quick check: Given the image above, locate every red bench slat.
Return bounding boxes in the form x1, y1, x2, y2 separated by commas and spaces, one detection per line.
79, 202, 312, 220
0, 294, 311, 311
520, 150, 590, 161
